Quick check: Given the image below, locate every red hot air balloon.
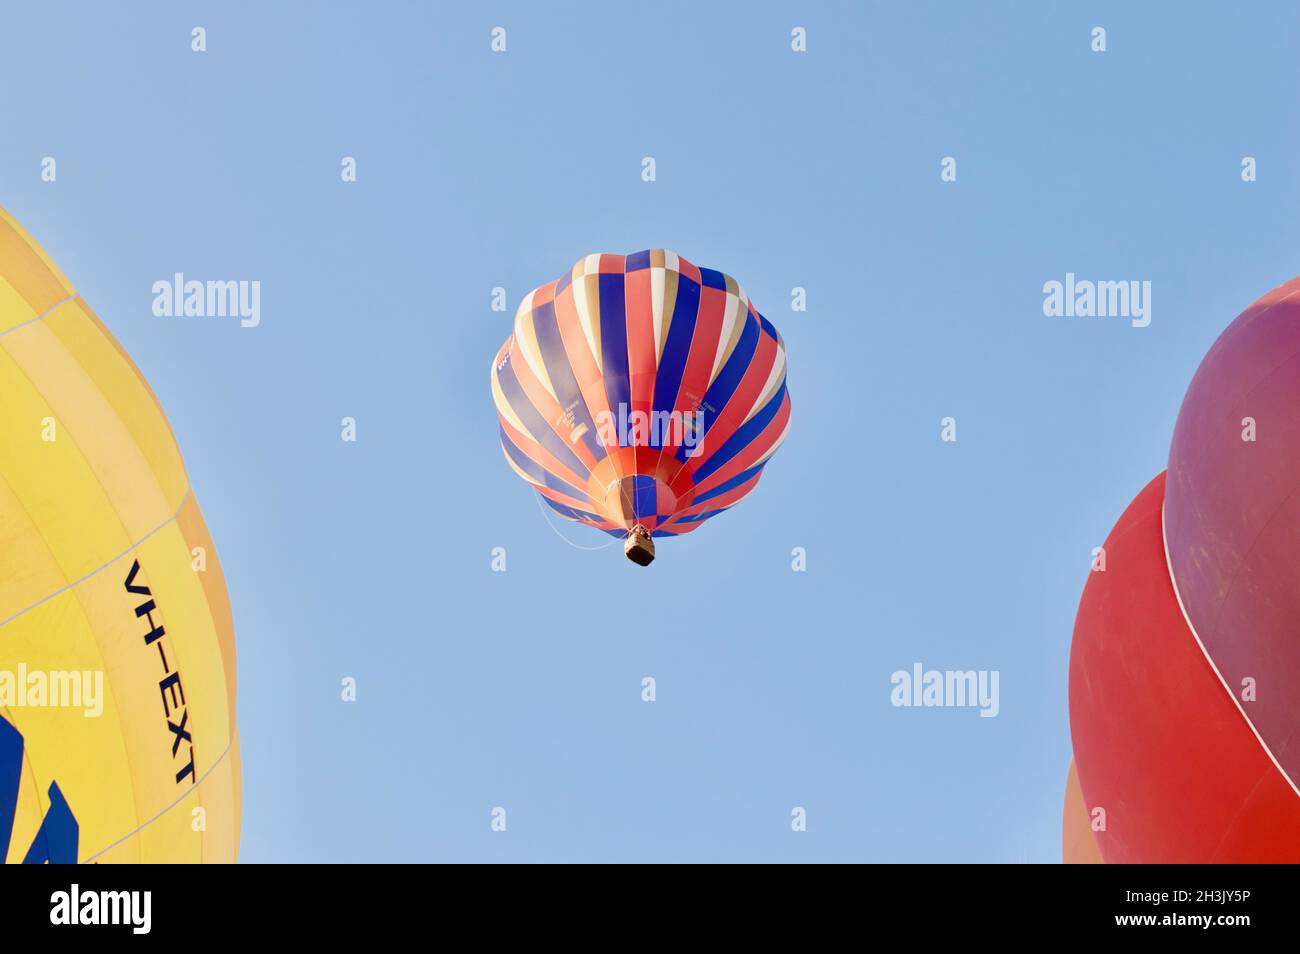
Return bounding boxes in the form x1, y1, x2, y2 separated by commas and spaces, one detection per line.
1066, 278, 1300, 862
491, 250, 791, 565
1068, 472, 1300, 862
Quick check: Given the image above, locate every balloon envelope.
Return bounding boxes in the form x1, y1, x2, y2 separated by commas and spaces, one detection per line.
1165, 276, 1300, 789
0, 209, 240, 862
1068, 471, 1300, 862
1061, 758, 1101, 864
491, 250, 790, 549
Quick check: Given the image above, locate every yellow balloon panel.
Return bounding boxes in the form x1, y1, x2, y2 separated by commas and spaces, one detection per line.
0, 212, 74, 326
0, 207, 239, 863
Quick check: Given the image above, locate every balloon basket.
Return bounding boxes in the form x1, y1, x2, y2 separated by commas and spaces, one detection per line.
624, 529, 655, 566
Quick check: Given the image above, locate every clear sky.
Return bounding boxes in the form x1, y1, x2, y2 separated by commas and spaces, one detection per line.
3, 1, 1298, 862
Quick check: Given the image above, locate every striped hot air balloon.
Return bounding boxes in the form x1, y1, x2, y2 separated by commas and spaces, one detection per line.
0, 208, 239, 863
491, 250, 791, 565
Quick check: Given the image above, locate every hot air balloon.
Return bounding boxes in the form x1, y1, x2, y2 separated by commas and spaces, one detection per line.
1165, 277, 1300, 793
491, 250, 791, 565
1061, 759, 1101, 865
1068, 471, 1300, 862
1066, 277, 1300, 863
0, 208, 240, 862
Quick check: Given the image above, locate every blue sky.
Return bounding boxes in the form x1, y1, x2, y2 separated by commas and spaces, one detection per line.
3, 1, 1298, 862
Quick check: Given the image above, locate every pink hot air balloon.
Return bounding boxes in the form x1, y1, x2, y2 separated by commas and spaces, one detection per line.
1165, 277, 1300, 789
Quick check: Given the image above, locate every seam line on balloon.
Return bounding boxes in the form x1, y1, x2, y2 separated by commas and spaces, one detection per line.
0, 293, 79, 339
0, 489, 192, 630
80, 736, 233, 863
1160, 499, 1300, 800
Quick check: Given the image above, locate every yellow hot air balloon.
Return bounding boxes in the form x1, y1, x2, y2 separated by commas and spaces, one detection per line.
0, 208, 239, 863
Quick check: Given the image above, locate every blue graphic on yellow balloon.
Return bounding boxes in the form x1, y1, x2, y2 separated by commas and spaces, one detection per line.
0, 208, 240, 862
0, 717, 77, 863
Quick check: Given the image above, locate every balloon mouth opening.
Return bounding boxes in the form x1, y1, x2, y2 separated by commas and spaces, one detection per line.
624, 525, 655, 566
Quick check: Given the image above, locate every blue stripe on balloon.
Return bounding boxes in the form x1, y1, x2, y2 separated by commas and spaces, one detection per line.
699, 268, 728, 291
650, 275, 700, 444
674, 507, 730, 524
530, 298, 606, 462
676, 315, 759, 464
632, 474, 657, 522
539, 493, 612, 528
693, 462, 765, 505
499, 430, 587, 501
625, 249, 652, 272
497, 357, 589, 478
598, 273, 631, 433
692, 381, 786, 484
